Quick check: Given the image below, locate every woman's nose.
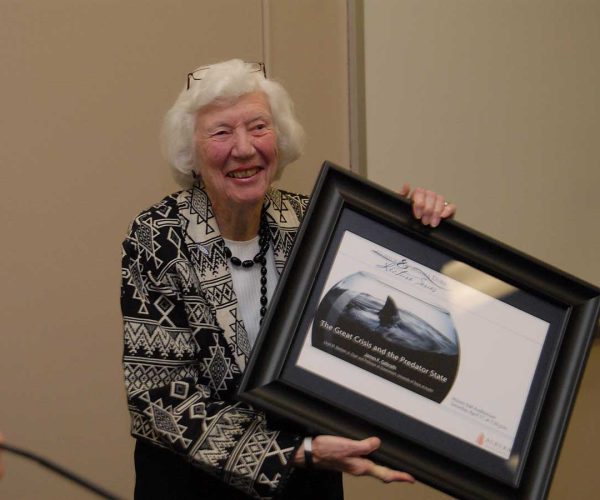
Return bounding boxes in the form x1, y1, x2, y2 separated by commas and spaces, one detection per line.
231, 129, 255, 158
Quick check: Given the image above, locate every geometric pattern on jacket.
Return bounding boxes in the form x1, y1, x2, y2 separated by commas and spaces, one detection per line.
121, 182, 309, 499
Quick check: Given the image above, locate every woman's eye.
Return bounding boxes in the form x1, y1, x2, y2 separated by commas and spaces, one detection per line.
252, 123, 268, 133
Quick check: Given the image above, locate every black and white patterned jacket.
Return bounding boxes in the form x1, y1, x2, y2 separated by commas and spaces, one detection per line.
121, 183, 309, 499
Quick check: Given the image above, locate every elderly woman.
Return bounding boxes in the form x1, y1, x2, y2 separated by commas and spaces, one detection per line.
121, 59, 455, 500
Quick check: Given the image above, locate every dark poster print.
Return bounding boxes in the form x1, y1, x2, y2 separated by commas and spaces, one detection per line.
239, 162, 600, 499
296, 230, 550, 461
312, 271, 460, 403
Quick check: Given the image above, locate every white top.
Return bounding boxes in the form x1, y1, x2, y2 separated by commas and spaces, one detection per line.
223, 236, 278, 348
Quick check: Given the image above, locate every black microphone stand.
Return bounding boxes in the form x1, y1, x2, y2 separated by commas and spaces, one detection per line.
0, 442, 124, 500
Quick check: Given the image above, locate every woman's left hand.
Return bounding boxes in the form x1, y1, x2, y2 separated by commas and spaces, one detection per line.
399, 184, 456, 228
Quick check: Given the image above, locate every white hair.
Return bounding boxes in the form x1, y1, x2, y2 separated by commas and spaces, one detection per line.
161, 59, 305, 186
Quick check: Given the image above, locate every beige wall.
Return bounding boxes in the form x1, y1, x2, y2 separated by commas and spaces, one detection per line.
269, 0, 350, 193
1, 1, 597, 499
352, 0, 600, 499
0, 1, 347, 498
363, 0, 600, 286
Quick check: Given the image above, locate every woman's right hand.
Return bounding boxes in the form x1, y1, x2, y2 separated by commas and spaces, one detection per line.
294, 435, 415, 483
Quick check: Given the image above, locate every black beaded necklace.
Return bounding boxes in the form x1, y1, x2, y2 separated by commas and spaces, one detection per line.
223, 211, 270, 323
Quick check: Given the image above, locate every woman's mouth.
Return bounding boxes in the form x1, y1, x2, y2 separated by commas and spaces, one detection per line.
227, 167, 260, 179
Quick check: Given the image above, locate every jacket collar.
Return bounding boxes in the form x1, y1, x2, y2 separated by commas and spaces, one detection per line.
176, 182, 301, 371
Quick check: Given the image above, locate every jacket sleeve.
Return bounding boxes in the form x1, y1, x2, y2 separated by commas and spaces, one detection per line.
121, 213, 301, 499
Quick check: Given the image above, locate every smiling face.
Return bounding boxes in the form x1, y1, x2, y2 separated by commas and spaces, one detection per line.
194, 91, 278, 215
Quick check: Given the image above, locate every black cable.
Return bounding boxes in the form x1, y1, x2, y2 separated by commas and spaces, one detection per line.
0, 442, 124, 500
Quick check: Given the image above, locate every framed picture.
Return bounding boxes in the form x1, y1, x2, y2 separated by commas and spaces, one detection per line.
237, 162, 600, 499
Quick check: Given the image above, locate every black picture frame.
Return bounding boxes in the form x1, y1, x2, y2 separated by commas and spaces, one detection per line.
237, 161, 600, 500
